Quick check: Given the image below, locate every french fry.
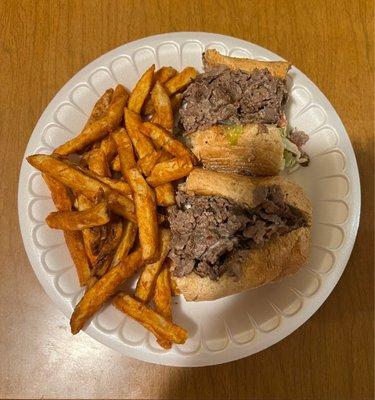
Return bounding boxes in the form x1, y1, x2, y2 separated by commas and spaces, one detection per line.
112, 294, 187, 346
155, 183, 175, 206
154, 265, 173, 348
128, 64, 155, 113
64, 231, 92, 286
99, 135, 117, 163
55, 84, 129, 155
85, 275, 98, 290
70, 248, 143, 334
42, 174, 73, 211
170, 93, 183, 113
150, 81, 173, 131
92, 175, 132, 197
143, 67, 178, 115
154, 66, 177, 84
92, 219, 123, 277
164, 67, 197, 95
46, 202, 110, 230
76, 194, 99, 264
111, 221, 138, 268
157, 214, 168, 225
125, 167, 158, 262
111, 155, 121, 172
137, 151, 161, 176
84, 88, 114, 129
27, 155, 136, 222
135, 228, 171, 303
111, 127, 137, 173
43, 174, 91, 286
87, 148, 111, 177
142, 122, 196, 163
146, 157, 193, 187
124, 109, 155, 159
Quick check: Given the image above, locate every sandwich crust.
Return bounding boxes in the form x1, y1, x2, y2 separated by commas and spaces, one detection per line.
172, 169, 312, 301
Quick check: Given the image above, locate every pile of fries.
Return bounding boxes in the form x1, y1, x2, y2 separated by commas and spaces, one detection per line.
27, 64, 198, 348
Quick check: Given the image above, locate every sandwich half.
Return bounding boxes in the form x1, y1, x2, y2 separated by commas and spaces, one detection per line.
168, 168, 312, 301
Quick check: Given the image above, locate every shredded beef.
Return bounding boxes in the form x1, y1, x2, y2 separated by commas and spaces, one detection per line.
179, 67, 288, 133
168, 186, 305, 280
288, 129, 309, 151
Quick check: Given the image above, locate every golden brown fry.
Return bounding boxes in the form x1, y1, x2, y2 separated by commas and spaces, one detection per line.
154, 66, 177, 84
42, 174, 72, 211
142, 122, 196, 162
128, 65, 155, 113
46, 202, 110, 230
137, 151, 161, 176
150, 81, 173, 131
111, 155, 121, 172
93, 176, 132, 197
154, 266, 172, 320
84, 88, 114, 129
64, 231, 92, 286
135, 228, 171, 303
111, 221, 138, 268
43, 174, 91, 286
112, 294, 187, 346
76, 194, 99, 264
85, 275, 98, 290
70, 248, 143, 334
27, 155, 136, 222
87, 148, 111, 177
111, 127, 137, 173
170, 93, 183, 113
99, 135, 117, 163
124, 109, 155, 159
92, 219, 123, 277
155, 183, 175, 206
55, 85, 129, 155
125, 168, 158, 262
146, 157, 193, 187
164, 67, 197, 95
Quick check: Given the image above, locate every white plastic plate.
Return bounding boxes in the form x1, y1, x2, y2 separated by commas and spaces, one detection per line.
18, 32, 360, 366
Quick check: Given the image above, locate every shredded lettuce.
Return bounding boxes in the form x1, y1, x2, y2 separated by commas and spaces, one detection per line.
280, 130, 309, 167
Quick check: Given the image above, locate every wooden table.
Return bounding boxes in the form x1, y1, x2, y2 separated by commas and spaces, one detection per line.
1, 1, 373, 398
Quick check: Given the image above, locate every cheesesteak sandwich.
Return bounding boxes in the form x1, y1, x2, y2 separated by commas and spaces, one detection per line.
179, 50, 309, 176
168, 168, 312, 301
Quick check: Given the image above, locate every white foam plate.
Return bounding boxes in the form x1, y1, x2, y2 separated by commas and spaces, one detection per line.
18, 32, 360, 366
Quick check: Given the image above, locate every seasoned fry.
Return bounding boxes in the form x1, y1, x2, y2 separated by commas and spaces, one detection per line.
155, 183, 175, 206
128, 65, 155, 113
142, 122, 196, 162
164, 67, 197, 95
146, 157, 193, 187
124, 109, 155, 159
154, 66, 177, 84
27, 155, 136, 222
84, 88, 114, 129
42, 174, 73, 211
92, 219, 123, 277
64, 231, 92, 286
112, 294, 187, 345
111, 221, 138, 268
137, 151, 161, 176
135, 228, 171, 303
76, 194, 99, 264
154, 267, 172, 320
170, 93, 183, 113
111, 155, 121, 172
46, 202, 110, 230
125, 168, 158, 262
111, 127, 137, 173
55, 85, 129, 155
93, 176, 132, 197
43, 174, 91, 286
87, 148, 111, 177
70, 248, 143, 334
150, 81, 173, 131
99, 135, 117, 163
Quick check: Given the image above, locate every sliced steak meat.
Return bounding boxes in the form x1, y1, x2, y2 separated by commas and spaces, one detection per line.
179, 67, 288, 133
168, 186, 306, 280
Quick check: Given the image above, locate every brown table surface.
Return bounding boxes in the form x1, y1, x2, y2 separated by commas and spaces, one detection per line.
1, 1, 373, 399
